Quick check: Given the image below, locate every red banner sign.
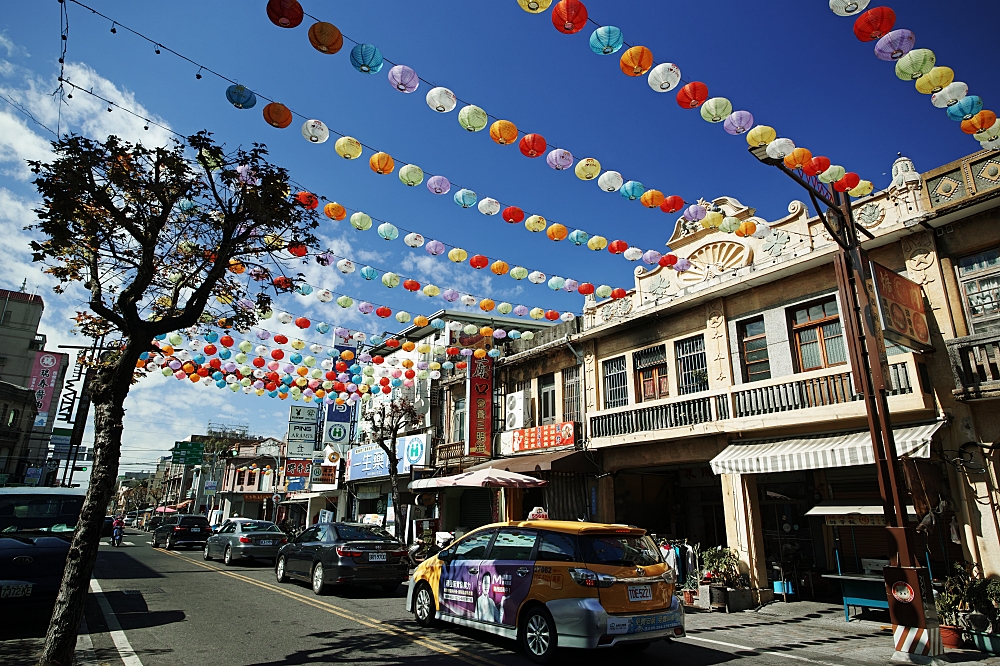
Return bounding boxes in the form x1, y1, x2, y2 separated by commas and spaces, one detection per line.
871, 262, 931, 350
29, 351, 64, 427
510, 422, 575, 454
284, 459, 312, 477
465, 357, 493, 457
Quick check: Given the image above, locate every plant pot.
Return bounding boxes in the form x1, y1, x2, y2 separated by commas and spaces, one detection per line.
696, 584, 714, 610
968, 631, 1000, 655
683, 589, 695, 605
709, 584, 727, 609
939, 625, 966, 650
725, 588, 755, 613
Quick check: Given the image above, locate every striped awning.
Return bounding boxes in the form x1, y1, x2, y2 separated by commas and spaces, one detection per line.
709, 422, 944, 475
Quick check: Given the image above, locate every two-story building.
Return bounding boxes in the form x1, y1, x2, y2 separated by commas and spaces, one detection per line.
217, 437, 286, 520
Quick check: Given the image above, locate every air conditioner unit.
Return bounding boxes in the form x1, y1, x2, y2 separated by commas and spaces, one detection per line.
505, 392, 524, 431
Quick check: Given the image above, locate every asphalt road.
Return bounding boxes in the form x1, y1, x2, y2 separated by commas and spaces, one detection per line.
9, 531, 985, 666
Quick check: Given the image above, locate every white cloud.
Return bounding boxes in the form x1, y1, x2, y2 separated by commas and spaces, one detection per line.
0, 32, 28, 58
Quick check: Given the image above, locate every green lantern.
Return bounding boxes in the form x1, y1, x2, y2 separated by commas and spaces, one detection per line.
700, 97, 733, 123
719, 216, 741, 233
510, 266, 529, 280
895, 49, 936, 81
595, 285, 613, 299
458, 105, 488, 132
336, 295, 353, 308
381, 272, 400, 288
350, 212, 372, 230
398, 164, 424, 186
497, 302, 513, 315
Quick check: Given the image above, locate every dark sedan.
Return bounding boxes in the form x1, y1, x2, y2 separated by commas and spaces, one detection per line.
275, 522, 407, 595
1, 488, 84, 608
151, 514, 211, 549
204, 520, 287, 566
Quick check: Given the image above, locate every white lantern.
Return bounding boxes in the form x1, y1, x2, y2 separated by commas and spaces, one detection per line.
301, 119, 330, 144
597, 170, 624, 192
478, 197, 501, 215
336, 258, 355, 274
829, 0, 869, 16
647, 63, 681, 92
931, 82, 968, 108
403, 232, 424, 247
623, 247, 643, 261
765, 138, 795, 160
425, 87, 456, 113
528, 271, 546, 284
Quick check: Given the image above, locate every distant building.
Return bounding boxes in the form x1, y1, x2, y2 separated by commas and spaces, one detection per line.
0, 382, 39, 485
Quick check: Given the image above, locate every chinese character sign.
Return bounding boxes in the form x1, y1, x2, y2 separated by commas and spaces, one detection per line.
870, 262, 931, 350
507, 422, 575, 454
465, 357, 493, 458
30, 352, 63, 427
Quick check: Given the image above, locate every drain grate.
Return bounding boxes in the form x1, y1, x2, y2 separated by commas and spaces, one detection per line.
121, 588, 165, 595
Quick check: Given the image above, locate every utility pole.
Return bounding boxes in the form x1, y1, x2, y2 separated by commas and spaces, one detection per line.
750, 146, 940, 659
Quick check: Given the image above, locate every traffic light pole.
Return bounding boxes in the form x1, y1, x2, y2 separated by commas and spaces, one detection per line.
751, 148, 941, 659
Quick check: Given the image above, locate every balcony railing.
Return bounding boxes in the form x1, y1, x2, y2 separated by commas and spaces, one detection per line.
590, 359, 916, 439
436, 442, 466, 462
946, 330, 1000, 401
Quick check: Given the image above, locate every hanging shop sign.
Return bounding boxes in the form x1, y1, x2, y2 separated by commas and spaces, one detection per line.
29, 351, 64, 427
345, 436, 429, 481
502, 422, 576, 456
288, 405, 319, 423
824, 514, 887, 527
870, 261, 933, 351
465, 357, 493, 457
310, 453, 338, 487
285, 459, 312, 477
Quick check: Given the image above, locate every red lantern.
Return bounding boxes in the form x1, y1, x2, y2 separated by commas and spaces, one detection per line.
273, 276, 293, 291
660, 195, 685, 214
403, 279, 421, 291
659, 254, 678, 267
372, 355, 384, 365
802, 156, 831, 177
252, 357, 266, 368
381, 386, 392, 394
334, 382, 346, 392
834, 172, 861, 193
519, 133, 547, 158
455, 361, 468, 370
676, 82, 709, 109
385, 339, 401, 349
270, 349, 284, 360
336, 361, 347, 372
273, 334, 289, 345
265, 382, 277, 391
294, 317, 310, 329
608, 240, 629, 254
611, 288, 627, 300
219, 335, 234, 347
502, 206, 525, 224
404, 369, 416, 379
853, 7, 895, 42
266, 0, 303, 28
325, 371, 337, 381
552, 0, 588, 34
287, 242, 308, 257
203, 343, 218, 356
577, 282, 595, 295
295, 191, 319, 209
446, 347, 460, 356
209, 358, 222, 370
379, 377, 390, 386
469, 255, 489, 269
545, 310, 560, 321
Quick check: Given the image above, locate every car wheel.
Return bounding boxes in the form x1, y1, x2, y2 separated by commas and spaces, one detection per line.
224, 546, 234, 566
519, 606, 557, 664
413, 583, 437, 628
381, 582, 400, 595
276, 556, 289, 583
618, 642, 651, 652
203, 543, 212, 561
165, 536, 174, 551
311, 562, 327, 595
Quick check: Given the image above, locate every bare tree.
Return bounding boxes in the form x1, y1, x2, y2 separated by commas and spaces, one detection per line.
361, 399, 419, 540
29, 131, 318, 665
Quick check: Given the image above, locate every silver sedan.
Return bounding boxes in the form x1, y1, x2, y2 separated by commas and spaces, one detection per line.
203, 520, 287, 566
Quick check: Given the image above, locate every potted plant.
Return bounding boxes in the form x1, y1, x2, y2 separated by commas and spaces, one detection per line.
702, 547, 754, 613
964, 575, 1000, 655
681, 572, 698, 606
935, 589, 965, 650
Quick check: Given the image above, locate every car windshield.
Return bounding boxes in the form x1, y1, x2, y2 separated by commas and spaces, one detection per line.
334, 524, 396, 541
241, 521, 280, 532
0, 494, 83, 534
580, 534, 662, 567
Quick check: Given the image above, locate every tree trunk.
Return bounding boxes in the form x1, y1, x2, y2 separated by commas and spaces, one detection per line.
37, 354, 134, 666
385, 435, 402, 542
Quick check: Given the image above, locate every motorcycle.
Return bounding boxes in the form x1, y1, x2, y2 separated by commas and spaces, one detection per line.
111, 526, 124, 547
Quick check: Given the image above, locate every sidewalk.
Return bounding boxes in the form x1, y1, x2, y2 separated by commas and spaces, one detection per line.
684, 599, 998, 665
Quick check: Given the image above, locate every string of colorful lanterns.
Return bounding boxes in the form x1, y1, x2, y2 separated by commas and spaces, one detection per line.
828, 2, 998, 151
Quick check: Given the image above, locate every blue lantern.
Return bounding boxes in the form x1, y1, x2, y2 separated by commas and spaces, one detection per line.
377, 222, 399, 241
290, 353, 303, 365
178, 199, 196, 212
350, 44, 384, 74
509, 330, 522, 339
368, 335, 384, 346
295, 284, 314, 296
620, 180, 645, 200
218, 349, 231, 360
442, 361, 455, 370
193, 354, 206, 365
567, 229, 590, 245
155, 333, 168, 341
316, 322, 331, 334
589, 26, 623, 55
453, 189, 477, 208
226, 84, 257, 109
360, 266, 379, 280
488, 349, 502, 358
327, 348, 340, 358
947, 95, 983, 122
215, 380, 227, 389
430, 318, 446, 330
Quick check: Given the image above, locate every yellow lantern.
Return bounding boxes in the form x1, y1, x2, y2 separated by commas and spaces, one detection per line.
525, 215, 547, 232
473, 349, 488, 359
447, 247, 468, 263
701, 211, 723, 228
746, 125, 777, 147
417, 343, 431, 354
334, 136, 362, 159
915, 67, 954, 95
849, 180, 874, 197
402, 341, 416, 352
574, 158, 601, 180
587, 235, 608, 251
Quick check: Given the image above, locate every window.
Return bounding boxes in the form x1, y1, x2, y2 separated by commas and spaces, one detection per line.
296, 526, 322, 543
235, 469, 246, 487
7, 409, 18, 428
676, 335, 709, 395
451, 529, 495, 560
536, 531, 580, 562
562, 366, 582, 423
488, 529, 538, 560
452, 398, 466, 443
633, 344, 669, 402
221, 523, 236, 534
740, 318, 771, 382
791, 298, 847, 371
246, 470, 257, 488
602, 356, 628, 408
539, 374, 556, 425
957, 248, 1000, 333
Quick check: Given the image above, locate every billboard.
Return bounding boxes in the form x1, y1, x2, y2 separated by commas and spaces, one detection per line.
870, 261, 932, 351
323, 402, 353, 451
345, 435, 429, 482
288, 405, 318, 424
284, 459, 312, 477
465, 357, 493, 457
500, 422, 576, 456
29, 352, 64, 427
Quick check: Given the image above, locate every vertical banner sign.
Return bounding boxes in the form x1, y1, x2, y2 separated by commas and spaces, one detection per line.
286, 405, 319, 458
465, 357, 493, 457
29, 352, 63, 427
870, 261, 932, 351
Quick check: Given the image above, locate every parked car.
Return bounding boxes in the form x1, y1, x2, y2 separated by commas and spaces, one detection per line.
151, 514, 211, 550
1, 488, 85, 608
275, 522, 407, 595
144, 515, 163, 532
204, 520, 287, 566
406, 520, 684, 663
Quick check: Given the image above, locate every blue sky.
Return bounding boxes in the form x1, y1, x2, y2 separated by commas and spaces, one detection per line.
0, 1, 993, 475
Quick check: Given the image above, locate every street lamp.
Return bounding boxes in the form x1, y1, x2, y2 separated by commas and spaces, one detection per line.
750, 145, 939, 658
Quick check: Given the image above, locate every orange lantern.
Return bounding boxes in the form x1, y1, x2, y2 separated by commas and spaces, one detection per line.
490, 260, 509, 275
295, 191, 319, 209
369, 152, 395, 174
324, 202, 346, 220
640, 189, 665, 209
473, 349, 488, 359
307, 21, 343, 53
620, 46, 653, 76
735, 221, 757, 238
402, 341, 416, 352
340, 350, 355, 361
480, 298, 495, 312
961, 110, 996, 135
228, 258, 246, 274
414, 315, 429, 327
489, 120, 518, 145
262, 102, 293, 128
546, 224, 568, 241
783, 147, 813, 170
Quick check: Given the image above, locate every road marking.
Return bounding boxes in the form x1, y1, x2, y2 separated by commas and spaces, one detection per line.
685, 635, 844, 666
160, 549, 505, 666
75, 615, 98, 666
90, 578, 144, 666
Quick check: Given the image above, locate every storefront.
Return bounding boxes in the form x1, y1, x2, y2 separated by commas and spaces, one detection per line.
343, 434, 431, 533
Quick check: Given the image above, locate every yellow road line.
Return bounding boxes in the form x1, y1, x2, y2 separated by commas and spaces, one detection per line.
158, 549, 506, 666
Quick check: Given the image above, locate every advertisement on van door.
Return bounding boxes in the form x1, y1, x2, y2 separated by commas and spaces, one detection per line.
440, 560, 534, 626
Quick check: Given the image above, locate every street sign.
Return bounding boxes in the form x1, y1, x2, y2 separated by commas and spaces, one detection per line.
288, 405, 318, 424
272, 493, 281, 504
287, 422, 317, 442
286, 440, 313, 458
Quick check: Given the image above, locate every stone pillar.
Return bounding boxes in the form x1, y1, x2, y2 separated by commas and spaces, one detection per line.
706, 299, 733, 389
721, 472, 773, 604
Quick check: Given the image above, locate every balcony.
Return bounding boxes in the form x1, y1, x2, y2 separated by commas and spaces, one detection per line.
946, 331, 1000, 401
588, 353, 930, 445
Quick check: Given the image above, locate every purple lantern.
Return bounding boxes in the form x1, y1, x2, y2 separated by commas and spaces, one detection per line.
425, 240, 446, 255
237, 298, 255, 311
459, 348, 474, 357
334, 327, 350, 338
256, 329, 271, 340
493, 329, 507, 339
337, 372, 350, 383
426, 175, 451, 194
546, 149, 573, 170
673, 257, 692, 272
315, 252, 334, 266
563, 279, 579, 292
642, 250, 662, 265
358, 302, 375, 314
253, 380, 265, 389
359, 353, 372, 363
682, 204, 707, 222
283, 363, 296, 374
874, 29, 915, 62
387, 64, 419, 93
513, 304, 529, 316
442, 289, 460, 302
723, 110, 754, 136
168, 360, 182, 370
223, 362, 237, 373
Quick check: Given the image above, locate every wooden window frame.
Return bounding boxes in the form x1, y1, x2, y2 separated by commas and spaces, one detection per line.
539, 374, 557, 425
956, 247, 1000, 334
790, 297, 846, 372
739, 317, 771, 383
635, 364, 670, 402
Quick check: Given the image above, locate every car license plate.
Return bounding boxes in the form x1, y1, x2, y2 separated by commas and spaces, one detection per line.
190, 528, 200, 532
627, 585, 652, 602
368, 552, 386, 562
1, 584, 33, 599
259, 540, 272, 546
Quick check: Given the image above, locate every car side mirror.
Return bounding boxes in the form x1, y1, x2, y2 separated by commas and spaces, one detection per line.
437, 550, 452, 562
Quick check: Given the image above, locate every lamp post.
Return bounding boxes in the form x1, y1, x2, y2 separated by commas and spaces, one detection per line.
750, 145, 940, 658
